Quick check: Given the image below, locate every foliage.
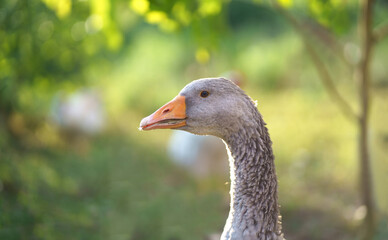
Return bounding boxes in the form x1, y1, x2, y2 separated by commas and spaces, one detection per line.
307, 0, 355, 34
1, 0, 388, 240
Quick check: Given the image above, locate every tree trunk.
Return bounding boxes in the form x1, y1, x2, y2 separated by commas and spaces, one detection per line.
358, 0, 376, 239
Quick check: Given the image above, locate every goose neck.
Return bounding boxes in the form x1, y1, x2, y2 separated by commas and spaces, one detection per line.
221, 124, 283, 239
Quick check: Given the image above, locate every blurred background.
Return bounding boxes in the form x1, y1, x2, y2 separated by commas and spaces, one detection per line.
1, 0, 388, 239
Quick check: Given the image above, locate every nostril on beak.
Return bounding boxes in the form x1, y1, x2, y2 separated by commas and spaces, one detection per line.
162, 108, 170, 114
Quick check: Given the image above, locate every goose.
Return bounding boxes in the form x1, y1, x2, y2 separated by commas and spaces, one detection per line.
167, 72, 244, 178
140, 78, 284, 240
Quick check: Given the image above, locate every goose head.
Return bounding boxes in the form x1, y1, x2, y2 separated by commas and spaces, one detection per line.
140, 77, 256, 139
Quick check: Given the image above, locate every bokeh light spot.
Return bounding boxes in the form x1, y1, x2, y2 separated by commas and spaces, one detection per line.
278, 0, 293, 8
129, 0, 150, 15
71, 21, 86, 41
85, 14, 104, 34
195, 47, 210, 64
198, 0, 221, 17
146, 11, 167, 24
38, 21, 54, 41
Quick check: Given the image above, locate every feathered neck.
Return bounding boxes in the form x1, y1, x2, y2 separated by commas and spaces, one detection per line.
221, 110, 283, 240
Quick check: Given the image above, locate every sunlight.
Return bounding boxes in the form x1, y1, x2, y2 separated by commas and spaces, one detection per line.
129, 0, 150, 15
41, 0, 71, 18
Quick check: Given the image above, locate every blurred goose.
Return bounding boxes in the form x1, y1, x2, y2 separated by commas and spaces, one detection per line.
140, 78, 284, 240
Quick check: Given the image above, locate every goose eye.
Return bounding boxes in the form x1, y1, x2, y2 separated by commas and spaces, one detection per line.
200, 91, 210, 98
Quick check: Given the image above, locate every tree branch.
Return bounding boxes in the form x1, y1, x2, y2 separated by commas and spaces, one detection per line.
302, 20, 353, 69
272, 2, 359, 122
304, 37, 359, 122
373, 19, 388, 43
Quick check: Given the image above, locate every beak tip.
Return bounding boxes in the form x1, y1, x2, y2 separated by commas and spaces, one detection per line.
139, 95, 186, 131
139, 117, 149, 131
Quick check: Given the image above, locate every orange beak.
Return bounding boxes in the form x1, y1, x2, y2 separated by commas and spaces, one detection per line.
139, 95, 187, 131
